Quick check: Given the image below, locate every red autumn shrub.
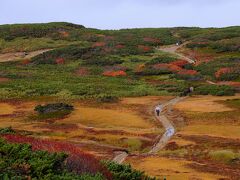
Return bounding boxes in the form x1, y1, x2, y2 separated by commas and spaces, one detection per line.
115, 44, 125, 49
153, 63, 183, 72
168, 64, 183, 72
143, 37, 160, 43
177, 69, 198, 75
76, 67, 90, 76
218, 81, 240, 87
105, 36, 114, 40
215, 67, 233, 78
137, 45, 152, 52
170, 60, 188, 67
103, 70, 127, 77
2, 134, 111, 178
55, 58, 65, 64
59, 31, 69, 37
21, 59, 31, 65
104, 65, 128, 71
92, 42, 106, 48
103, 47, 113, 53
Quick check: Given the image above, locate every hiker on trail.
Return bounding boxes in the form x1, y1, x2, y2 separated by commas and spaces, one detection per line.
190, 86, 194, 93
155, 106, 161, 116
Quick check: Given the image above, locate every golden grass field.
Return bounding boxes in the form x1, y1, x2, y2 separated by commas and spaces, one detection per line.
127, 156, 226, 180
1, 95, 240, 178
0, 96, 171, 155
127, 95, 240, 179
175, 95, 240, 139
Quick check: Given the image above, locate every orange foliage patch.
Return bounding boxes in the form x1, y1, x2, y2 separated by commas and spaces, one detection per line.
170, 60, 188, 67
92, 42, 106, 48
135, 64, 145, 72
55, 58, 65, 64
143, 37, 160, 43
215, 67, 233, 78
21, 59, 31, 65
217, 81, 240, 87
138, 45, 152, 52
103, 70, 127, 77
153, 63, 182, 72
115, 44, 125, 49
59, 31, 69, 37
76, 67, 90, 76
177, 69, 198, 75
0, 77, 10, 83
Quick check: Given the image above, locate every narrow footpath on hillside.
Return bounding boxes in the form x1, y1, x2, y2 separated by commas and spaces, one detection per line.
113, 96, 185, 164
158, 43, 195, 64
0, 49, 51, 62
148, 97, 185, 154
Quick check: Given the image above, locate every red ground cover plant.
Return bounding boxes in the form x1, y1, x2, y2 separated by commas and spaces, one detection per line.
75, 67, 90, 76
102, 70, 127, 77
104, 36, 114, 40
104, 65, 128, 72
153, 63, 183, 72
92, 42, 106, 48
2, 134, 112, 178
59, 31, 70, 37
170, 60, 188, 67
103, 47, 113, 53
137, 45, 152, 52
177, 69, 198, 75
55, 58, 65, 64
21, 59, 31, 65
218, 81, 240, 87
215, 67, 233, 79
0, 77, 10, 83
115, 44, 125, 49
143, 37, 160, 43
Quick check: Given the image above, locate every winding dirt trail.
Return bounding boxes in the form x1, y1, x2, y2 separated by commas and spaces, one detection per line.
158, 43, 195, 64
148, 97, 185, 154
112, 96, 185, 163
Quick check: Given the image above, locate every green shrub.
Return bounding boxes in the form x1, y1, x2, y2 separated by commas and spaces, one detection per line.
194, 85, 235, 96
96, 94, 119, 103
209, 150, 240, 164
84, 56, 124, 66
0, 127, 16, 134
102, 161, 156, 180
35, 103, 74, 114
146, 56, 176, 65
33, 103, 74, 120
0, 138, 104, 180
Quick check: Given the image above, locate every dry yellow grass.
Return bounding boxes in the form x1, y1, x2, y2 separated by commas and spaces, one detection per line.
174, 95, 240, 139
171, 138, 196, 146
174, 95, 239, 112
127, 156, 226, 180
0, 103, 15, 114
61, 103, 155, 129
180, 125, 240, 139
121, 96, 172, 105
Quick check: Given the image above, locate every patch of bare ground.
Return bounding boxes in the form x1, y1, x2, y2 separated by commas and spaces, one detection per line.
0, 49, 51, 62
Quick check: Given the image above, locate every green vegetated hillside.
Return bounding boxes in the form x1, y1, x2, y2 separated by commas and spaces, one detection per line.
0, 22, 239, 100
